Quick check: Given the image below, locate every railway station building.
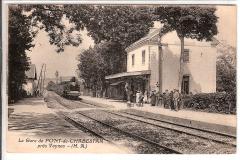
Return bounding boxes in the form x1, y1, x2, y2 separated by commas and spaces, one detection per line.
105, 28, 218, 100
23, 64, 38, 96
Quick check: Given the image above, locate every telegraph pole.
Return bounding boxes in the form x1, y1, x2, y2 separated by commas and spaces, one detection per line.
36, 64, 44, 96
42, 64, 46, 93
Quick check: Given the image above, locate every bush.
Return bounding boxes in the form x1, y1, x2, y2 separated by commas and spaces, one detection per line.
182, 92, 236, 114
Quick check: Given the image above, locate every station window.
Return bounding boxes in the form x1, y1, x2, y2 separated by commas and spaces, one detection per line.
142, 50, 145, 65
183, 49, 190, 62
132, 54, 135, 66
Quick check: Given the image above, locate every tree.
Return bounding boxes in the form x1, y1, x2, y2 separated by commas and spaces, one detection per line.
24, 4, 83, 52
154, 6, 218, 91
78, 43, 108, 93
8, 6, 35, 102
8, 5, 154, 101
216, 44, 236, 93
8, 5, 83, 102
68, 5, 155, 93
67, 5, 154, 72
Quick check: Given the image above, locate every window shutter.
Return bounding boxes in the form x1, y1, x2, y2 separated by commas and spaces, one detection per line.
183, 49, 190, 62
132, 54, 135, 66
142, 50, 145, 64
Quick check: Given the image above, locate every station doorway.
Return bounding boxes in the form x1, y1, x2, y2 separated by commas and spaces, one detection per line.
182, 75, 190, 94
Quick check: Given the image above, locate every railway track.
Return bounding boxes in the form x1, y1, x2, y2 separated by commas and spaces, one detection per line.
49, 96, 182, 154
75, 111, 182, 154
122, 110, 236, 138
57, 111, 181, 154
57, 112, 113, 143
102, 110, 236, 147
71, 98, 236, 147
73, 98, 236, 147
48, 94, 236, 153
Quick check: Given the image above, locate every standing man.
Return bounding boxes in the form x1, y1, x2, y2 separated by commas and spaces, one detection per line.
136, 90, 140, 106
163, 92, 166, 108
178, 90, 183, 110
170, 90, 174, 110
164, 89, 170, 108
158, 92, 163, 107
173, 89, 180, 111
155, 82, 160, 106
155, 90, 160, 106
139, 91, 144, 107
125, 82, 131, 107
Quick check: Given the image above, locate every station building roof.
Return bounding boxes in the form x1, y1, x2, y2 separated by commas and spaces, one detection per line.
105, 70, 150, 80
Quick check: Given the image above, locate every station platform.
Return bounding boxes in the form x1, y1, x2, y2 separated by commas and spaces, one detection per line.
7, 97, 128, 153
80, 96, 237, 135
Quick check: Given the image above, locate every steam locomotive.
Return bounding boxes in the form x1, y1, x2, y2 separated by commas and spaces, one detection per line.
47, 76, 81, 100
62, 79, 80, 100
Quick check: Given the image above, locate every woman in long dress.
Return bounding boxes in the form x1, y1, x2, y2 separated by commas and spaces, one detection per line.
150, 91, 156, 106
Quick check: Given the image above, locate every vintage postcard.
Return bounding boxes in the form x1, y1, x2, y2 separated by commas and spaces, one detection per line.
2, 0, 238, 158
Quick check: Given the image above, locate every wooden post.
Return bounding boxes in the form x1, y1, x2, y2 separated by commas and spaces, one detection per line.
158, 37, 163, 93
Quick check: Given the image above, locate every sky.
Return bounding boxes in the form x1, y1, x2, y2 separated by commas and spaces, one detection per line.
27, 5, 237, 79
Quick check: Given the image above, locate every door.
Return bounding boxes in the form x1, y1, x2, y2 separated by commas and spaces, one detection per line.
182, 75, 190, 94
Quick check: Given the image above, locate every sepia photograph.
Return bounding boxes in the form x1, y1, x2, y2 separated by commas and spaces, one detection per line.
2, 1, 237, 156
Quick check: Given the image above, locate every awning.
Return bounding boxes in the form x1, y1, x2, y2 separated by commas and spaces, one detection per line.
105, 70, 151, 80
110, 81, 125, 86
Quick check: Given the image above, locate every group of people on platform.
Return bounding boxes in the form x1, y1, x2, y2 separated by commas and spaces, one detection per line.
126, 88, 182, 111
149, 89, 182, 111
124, 82, 183, 111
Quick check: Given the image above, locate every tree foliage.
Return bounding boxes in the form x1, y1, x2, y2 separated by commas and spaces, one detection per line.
216, 45, 236, 93
67, 5, 154, 74
78, 43, 108, 90
71, 5, 155, 91
8, 5, 82, 102
66, 5, 154, 48
8, 4, 86, 102
154, 6, 218, 40
24, 4, 83, 52
8, 6, 35, 102
78, 41, 128, 91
